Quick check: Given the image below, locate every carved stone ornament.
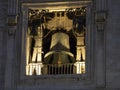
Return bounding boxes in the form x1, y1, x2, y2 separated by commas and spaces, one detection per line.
7, 15, 18, 26
95, 11, 107, 32
8, 26, 16, 36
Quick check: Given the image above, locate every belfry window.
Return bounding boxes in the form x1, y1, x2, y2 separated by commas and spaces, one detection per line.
26, 7, 86, 75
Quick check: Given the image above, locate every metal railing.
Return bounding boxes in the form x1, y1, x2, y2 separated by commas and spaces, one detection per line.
26, 62, 85, 75
43, 63, 74, 75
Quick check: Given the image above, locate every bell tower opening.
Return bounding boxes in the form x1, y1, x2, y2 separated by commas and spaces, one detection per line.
26, 7, 86, 75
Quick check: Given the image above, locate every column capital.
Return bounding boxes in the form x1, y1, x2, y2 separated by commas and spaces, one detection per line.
7, 15, 18, 26
7, 0, 18, 26
95, 11, 107, 32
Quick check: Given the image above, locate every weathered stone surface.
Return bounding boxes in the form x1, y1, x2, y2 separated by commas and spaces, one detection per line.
0, 0, 7, 2
0, 3, 7, 27
0, 2, 7, 90
106, 0, 120, 88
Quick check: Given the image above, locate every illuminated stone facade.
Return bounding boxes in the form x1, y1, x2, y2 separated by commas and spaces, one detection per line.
1, 0, 120, 90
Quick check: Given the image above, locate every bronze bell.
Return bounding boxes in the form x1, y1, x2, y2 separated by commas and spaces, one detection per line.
44, 31, 75, 64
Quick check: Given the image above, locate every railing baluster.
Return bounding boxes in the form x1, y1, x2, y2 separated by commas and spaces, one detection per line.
48, 64, 50, 74
26, 62, 85, 75
51, 64, 53, 74
58, 66, 59, 74
70, 64, 71, 74
48, 65, 49, 74
67, 64, 68, 74
61, 65, 63, 74
64, 64, 65, 74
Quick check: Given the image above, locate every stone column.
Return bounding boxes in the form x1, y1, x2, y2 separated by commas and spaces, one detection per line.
5, 0, 18, 90
94, 0, 107, 87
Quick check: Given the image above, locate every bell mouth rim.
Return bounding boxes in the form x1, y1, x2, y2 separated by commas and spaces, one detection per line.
44, 51, 74, 58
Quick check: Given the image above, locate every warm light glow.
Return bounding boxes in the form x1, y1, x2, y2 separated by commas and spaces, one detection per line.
26, 62, 85, 75
50, 33, 70, 49
74, 61, 85, 74
26, 63, 43, 75
26, 6, 86, 75
49, 8, 67, 12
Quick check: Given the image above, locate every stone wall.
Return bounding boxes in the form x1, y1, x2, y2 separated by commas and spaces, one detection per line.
1, 0, 120, 90
0, 2, 7, 90
106, 0, 120, 89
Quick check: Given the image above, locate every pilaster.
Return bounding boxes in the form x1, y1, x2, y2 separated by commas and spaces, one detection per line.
94, 0, 108, 88
5, 0, 18, 90
95, 0, 108, 11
